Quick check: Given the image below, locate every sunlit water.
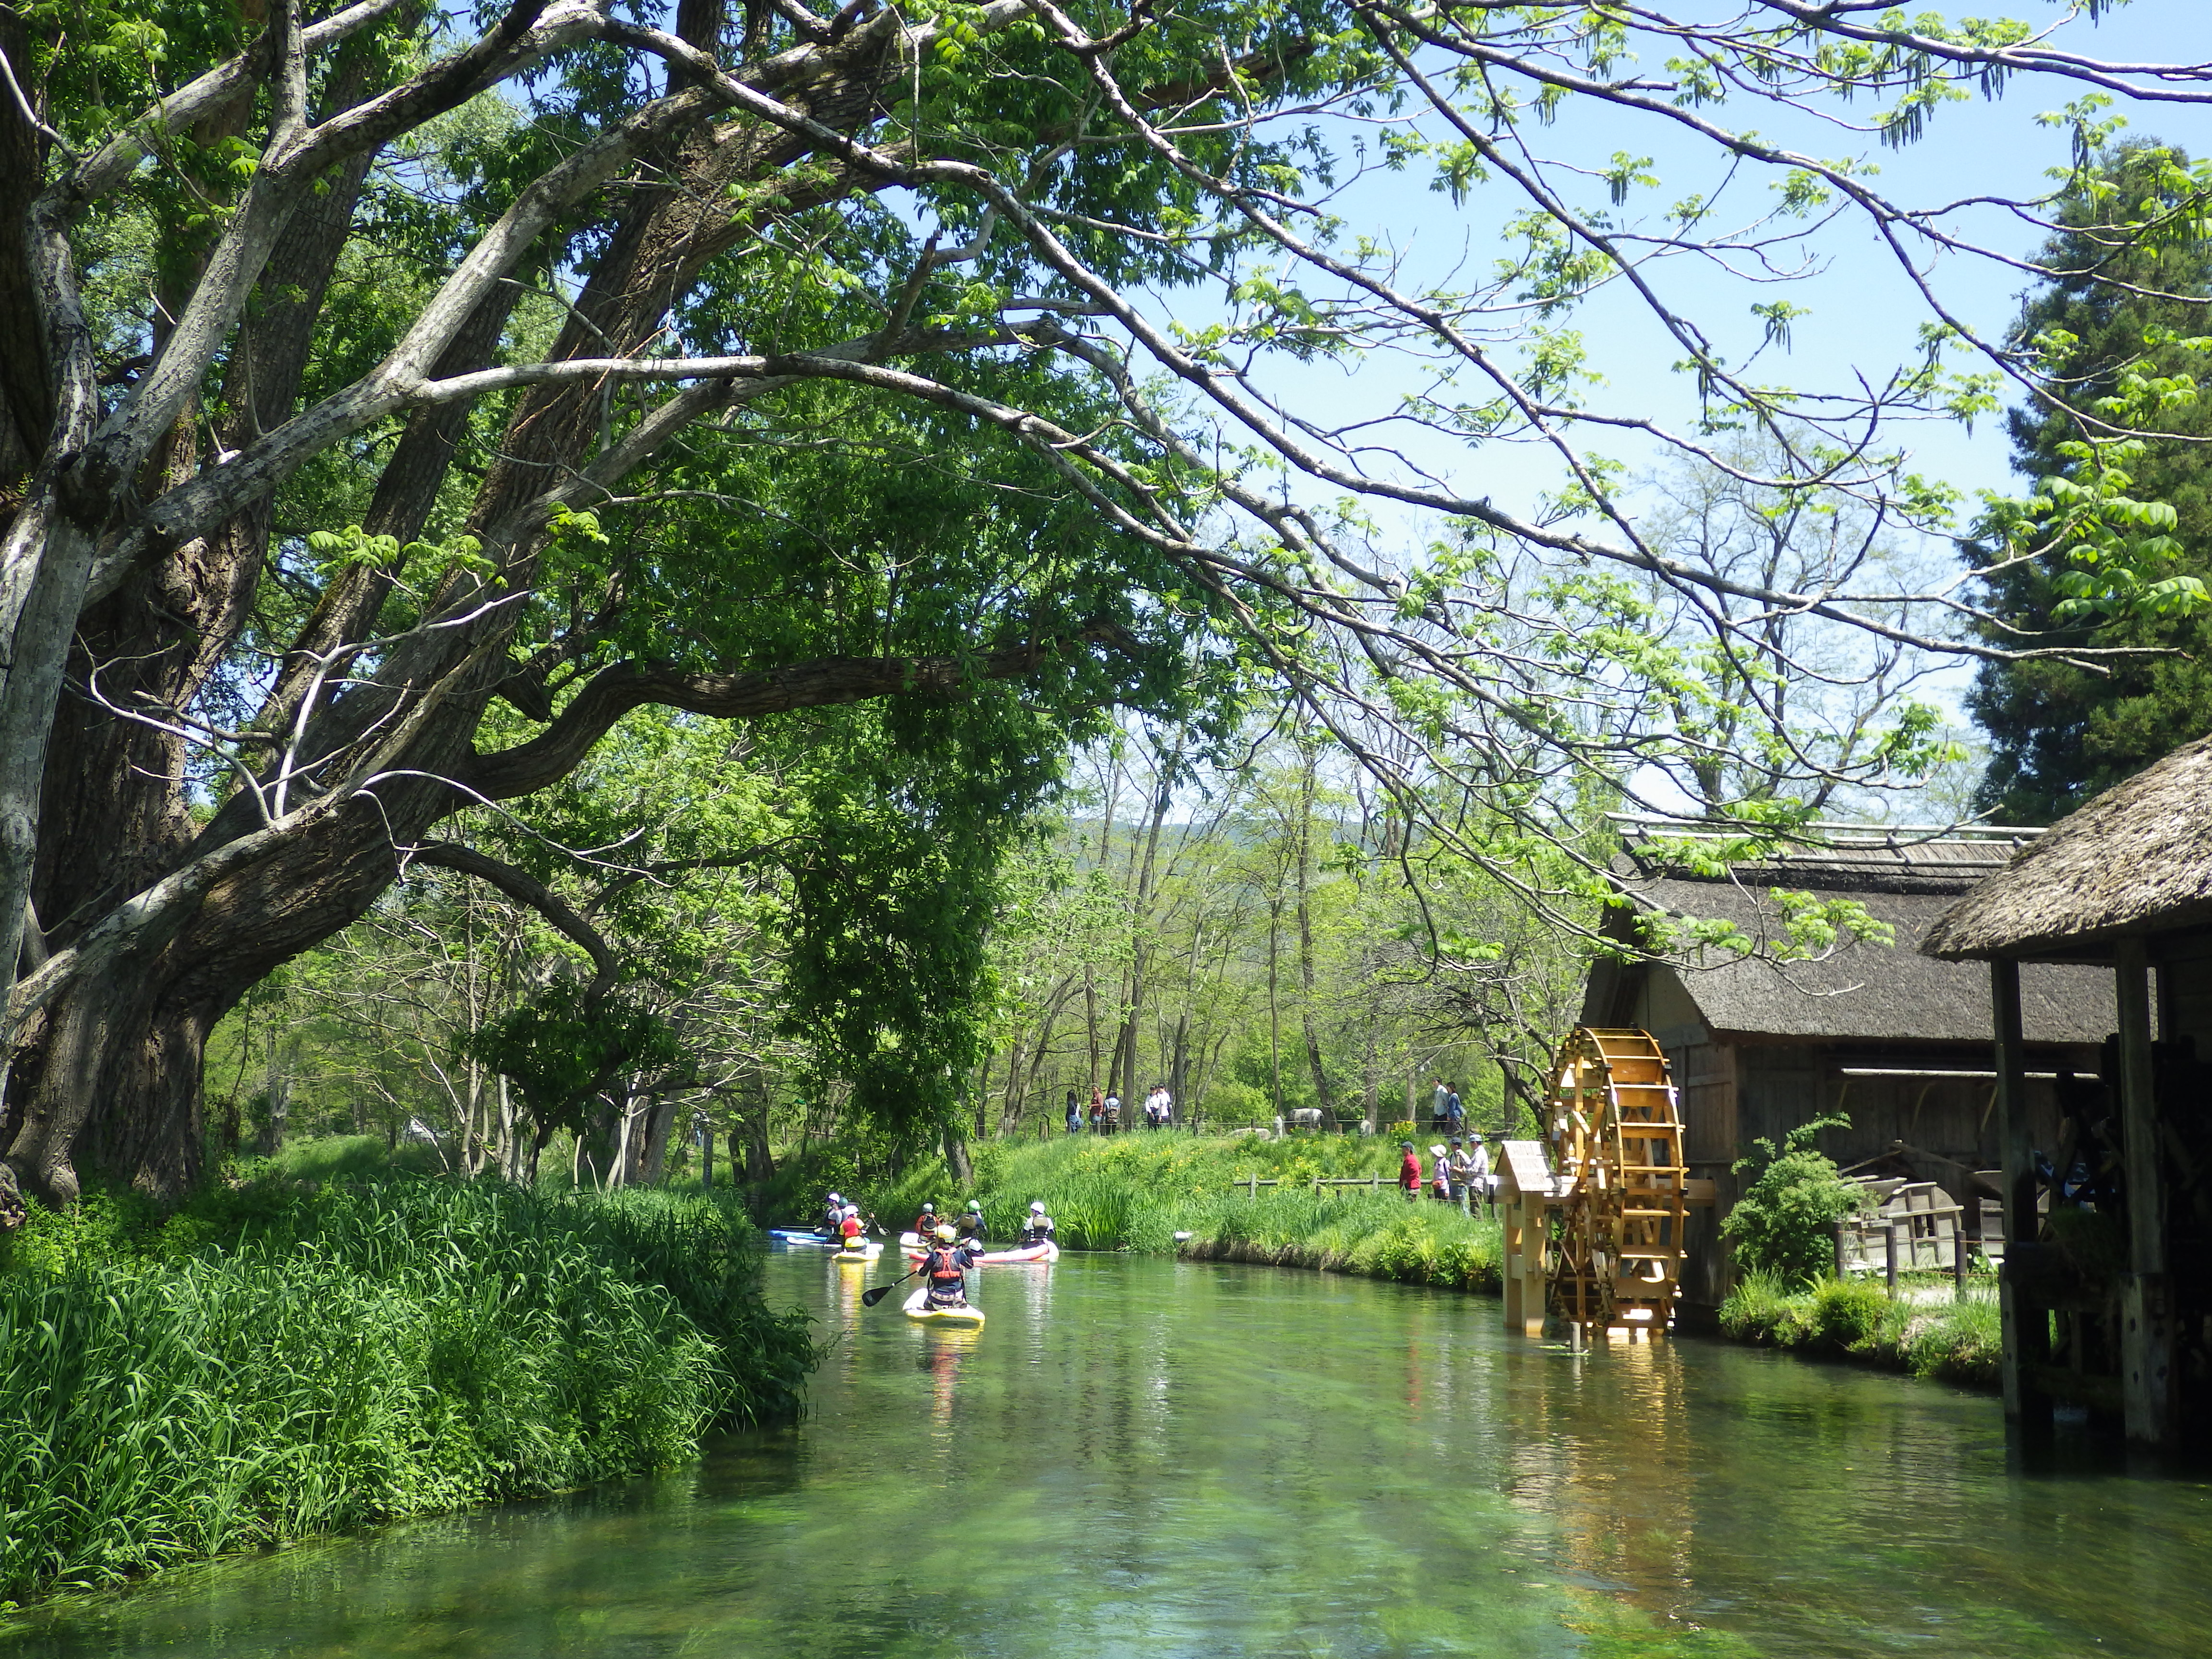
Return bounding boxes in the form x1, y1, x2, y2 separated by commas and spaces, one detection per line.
7, 1250, 2210, 1658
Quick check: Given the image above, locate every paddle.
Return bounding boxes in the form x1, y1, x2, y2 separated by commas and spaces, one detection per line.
861, 1263, 924, 1308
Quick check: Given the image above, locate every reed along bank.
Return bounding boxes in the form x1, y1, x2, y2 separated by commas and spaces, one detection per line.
0, 1144, 813, 1607
812, 1133, 1507, 1294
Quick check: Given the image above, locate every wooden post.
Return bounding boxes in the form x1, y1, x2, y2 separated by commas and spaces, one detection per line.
700, 1122, 714, 1192
1832, 1218, 1848, 1281
1952, 1226, 1968, 1298
1247, 1172, 1258, 1200
1992, 959, 2053, 1433
2116, 938, 2176, 1449
1884, 1221, 1899, 1294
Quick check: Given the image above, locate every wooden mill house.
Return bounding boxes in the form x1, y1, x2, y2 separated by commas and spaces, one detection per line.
1579, 818, 2114, 1327
1923, 733, 2212, 1453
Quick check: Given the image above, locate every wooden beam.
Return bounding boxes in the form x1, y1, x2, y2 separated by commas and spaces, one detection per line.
2115, 937, 2176, 1449
1991, 959, 2053, 1433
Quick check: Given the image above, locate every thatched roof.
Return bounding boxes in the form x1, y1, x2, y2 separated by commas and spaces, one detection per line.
1922, 734, 2212, 962
1611, 815, 2036, 896
1606, 876, 2112, 1044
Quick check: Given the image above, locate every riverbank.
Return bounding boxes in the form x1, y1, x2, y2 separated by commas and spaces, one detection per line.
845, 1134, 1504, 1293
0, 1142, 812, 1607
825, 1134, 1999, 1387
1718, 1270, 2002, 1387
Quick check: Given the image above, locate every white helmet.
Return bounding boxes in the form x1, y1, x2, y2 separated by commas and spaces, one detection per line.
843, 1205, 858, 1219
1030, 1201, 1046, 1214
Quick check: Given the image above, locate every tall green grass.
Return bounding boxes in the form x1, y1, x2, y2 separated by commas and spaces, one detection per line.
1717, 1270, 2000, 1388
817, 1133, 1504, 1293
0, 1172, 812, 1604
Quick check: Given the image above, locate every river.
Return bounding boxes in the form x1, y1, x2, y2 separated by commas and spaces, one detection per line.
5, 1250, 2210, 1658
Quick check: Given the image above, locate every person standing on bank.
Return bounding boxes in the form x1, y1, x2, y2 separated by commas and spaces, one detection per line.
1399, 1140, 1422, 1199
1430, 1078, 1451, 1133
1066, 1090, 1082, 1134
1445, 1083, 1464, 1139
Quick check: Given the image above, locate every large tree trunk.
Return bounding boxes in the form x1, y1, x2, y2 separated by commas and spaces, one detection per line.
0, 7, 1061, 1207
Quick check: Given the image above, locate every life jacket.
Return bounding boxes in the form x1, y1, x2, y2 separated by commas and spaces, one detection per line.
841, 1215, 863, 1241
924, 1247, 965, 1286
913, 1212, 936, 1237
1022, 1216, 1053, 1246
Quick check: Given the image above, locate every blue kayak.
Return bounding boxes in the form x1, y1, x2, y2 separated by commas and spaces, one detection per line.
768, 1228, 839, 1247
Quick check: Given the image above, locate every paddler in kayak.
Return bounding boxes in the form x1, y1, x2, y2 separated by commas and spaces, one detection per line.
822, 1191, 846, 1236
1017, 1201, 1056, 1249
920, 1225, 978, 1310
838, 1205, 867, 1247
954, 1200, 988, 1247
911, 1200, 939, 1239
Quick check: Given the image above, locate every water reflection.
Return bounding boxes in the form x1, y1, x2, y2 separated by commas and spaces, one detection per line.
4, 1255, 2210, 1659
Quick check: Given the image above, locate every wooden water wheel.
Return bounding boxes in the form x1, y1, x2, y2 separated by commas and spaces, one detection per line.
1544, 1027, 1689, 1335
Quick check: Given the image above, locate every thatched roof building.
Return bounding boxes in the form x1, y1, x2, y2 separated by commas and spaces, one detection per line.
1584, 818, 2115, 1330
1918, 739, 2212, 1453
1923, 732, 2212, 962
1587, 819, 2110, 1058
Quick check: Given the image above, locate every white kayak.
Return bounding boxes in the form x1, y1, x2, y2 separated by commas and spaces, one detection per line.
901, 1238, 1058, 1265
769, 1228, 839, 1247
902, 1286, 986, 1328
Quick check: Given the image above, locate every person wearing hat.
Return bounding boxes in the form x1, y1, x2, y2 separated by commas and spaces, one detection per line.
911, 1200, 940, 1239
822, 1190, 846, 1235
1018, 1200, 1056, 1249
920, 1224, 977, 1308
954, 1200, 988, 1246
1398, 1140, 1421, 1200
1447, 1136, 1475, 1205
1430, 1143, 1454, 1202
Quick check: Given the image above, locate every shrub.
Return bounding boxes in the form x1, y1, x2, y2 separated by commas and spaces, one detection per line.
1719, 1270, 1814, 1345
1809, 1278, 1893, 1349
1901, 1298, 2002, 1386
1720, 1112, 1864, 1287
1200, 1078, 1269, 1123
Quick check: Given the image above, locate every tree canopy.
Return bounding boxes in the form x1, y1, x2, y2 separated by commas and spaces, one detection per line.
3, 0, 2211, 1199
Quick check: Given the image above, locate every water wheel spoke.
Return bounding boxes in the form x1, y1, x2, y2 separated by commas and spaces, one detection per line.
1544, 1026, 1690, 1340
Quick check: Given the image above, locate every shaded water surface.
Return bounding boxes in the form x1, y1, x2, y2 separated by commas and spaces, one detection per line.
7, 1251, 2210, 1657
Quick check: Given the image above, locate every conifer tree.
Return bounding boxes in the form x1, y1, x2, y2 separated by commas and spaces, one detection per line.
1969, 140, 2212, 824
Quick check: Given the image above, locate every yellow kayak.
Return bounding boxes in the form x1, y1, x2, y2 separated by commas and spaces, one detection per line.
902, 1286, 985, 1328
834, 1239, 883, 1262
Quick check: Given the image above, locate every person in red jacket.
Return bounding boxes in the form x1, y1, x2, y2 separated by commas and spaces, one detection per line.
1398, 1140, 1421, 1200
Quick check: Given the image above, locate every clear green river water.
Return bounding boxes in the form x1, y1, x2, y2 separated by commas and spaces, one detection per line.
6, 1250, 2211, 1658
